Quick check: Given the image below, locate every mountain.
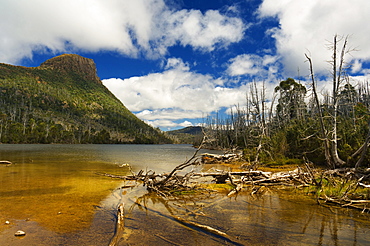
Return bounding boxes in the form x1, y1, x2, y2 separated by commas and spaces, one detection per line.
167, 126, 204, 135
0, 54, 172, 144
166, 126, 204, 145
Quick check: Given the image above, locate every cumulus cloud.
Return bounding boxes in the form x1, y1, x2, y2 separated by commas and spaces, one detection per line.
226, 54, 278, 77
159, 9, 245, 52
0, 0, 245, 64
351, 60, 362, 74
258, 0, 370, 75
135, 108, 204, 121
103, 58, 248, 127
145, 119, 195, 130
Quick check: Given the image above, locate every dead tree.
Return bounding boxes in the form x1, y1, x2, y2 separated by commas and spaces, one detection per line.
305, 35, 350, 168
328, 35, 348, 167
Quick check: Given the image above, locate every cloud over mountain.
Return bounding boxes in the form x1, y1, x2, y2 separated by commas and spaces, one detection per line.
103, 58, 249, 129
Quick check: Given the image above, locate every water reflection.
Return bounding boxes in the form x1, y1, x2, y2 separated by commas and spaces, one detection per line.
0, 144, 220, 244
0, 144, 369, 245
117, 186, 370, 245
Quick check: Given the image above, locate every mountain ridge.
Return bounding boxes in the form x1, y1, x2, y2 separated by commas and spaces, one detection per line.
40, 54, 101, 83
0, 54, 171, 144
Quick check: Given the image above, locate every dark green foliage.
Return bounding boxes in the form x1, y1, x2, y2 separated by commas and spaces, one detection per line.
0, 55, 172, 144
275, 78, 307, 124
166, 126, 204, 145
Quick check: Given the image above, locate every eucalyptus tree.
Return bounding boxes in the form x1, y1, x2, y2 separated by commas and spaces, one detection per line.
274, 78, 307, 126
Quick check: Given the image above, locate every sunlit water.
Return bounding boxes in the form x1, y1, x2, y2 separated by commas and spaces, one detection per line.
0, 144, 369, 245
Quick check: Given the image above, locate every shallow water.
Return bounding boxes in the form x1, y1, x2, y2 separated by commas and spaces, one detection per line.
0, 144, 369, 245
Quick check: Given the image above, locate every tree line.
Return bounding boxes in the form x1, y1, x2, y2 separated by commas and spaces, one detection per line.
204, 35, 370, 169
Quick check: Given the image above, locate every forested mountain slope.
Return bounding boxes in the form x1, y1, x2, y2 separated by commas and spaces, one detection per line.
0, 54, 172, 144
166, 126, 204, 145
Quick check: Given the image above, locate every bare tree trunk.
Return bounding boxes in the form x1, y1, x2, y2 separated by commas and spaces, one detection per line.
305, 54, 334, 168
249, 81, 269, 163
330, 35, 347, 167
305, 35, 349, 168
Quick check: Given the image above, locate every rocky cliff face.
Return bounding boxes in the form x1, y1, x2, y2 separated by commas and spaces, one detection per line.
40, 54, 101, 83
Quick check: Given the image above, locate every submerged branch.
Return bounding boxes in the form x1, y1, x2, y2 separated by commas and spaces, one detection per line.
109, 203, 125, 246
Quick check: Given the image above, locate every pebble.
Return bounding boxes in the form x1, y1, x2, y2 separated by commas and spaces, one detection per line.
14, 230, 26, 237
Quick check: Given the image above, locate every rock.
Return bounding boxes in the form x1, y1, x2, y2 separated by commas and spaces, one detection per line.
40, 54, 101, 84
14, 230, 26, 236
5, 221, 10, 225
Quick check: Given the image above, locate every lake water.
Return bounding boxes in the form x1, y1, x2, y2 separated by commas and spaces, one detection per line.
0, 144, 369, 245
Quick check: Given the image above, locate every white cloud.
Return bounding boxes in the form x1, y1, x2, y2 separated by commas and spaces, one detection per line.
226, 54, 278, 77
258, 0, 370, 76
227, 54, 260, 76
145, 119, 194, 130
179, 121, 194, 127
164, 57, 190, 71
0, 0, 245, 64
103, 58, 246, 113
135, 109, 204, 121
351, 60, 362, 74
103, 58, 249, 128
160, 9, 245, 52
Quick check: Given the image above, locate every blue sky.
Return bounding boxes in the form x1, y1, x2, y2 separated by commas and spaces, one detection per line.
1, 0, 370, 130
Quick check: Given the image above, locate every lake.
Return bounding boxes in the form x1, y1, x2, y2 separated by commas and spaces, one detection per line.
0, 144, 369, 245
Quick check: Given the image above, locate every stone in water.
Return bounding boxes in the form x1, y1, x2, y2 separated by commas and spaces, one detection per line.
14, 230, 26, 236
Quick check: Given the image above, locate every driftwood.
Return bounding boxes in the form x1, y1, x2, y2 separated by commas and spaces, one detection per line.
128, 192, 244, 245
319, 196, 370, 213
174, 215, 228, 237
101, 152, 370, 246
98, 136, 313, 195
359, 182, 370, 188
313, 167, 370, 212
98, 167, 312, 197
109, 203, 126, 246
172, 216, 244, 245
201, 153, 240, 164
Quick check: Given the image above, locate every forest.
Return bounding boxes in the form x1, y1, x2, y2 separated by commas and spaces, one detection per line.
0, 54, 172, 144
202, 35, 370, 170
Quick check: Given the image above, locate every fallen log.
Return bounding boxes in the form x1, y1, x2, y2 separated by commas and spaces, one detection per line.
173, 216, 243, 245
192, 170, 272, 177
319, 196, 370, 213
97, 168, 310, 192
201, 153, 240, 164
109, 203, 126, 246
174, 216, 228, 237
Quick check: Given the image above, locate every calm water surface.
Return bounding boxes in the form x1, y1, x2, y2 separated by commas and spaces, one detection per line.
0, 144, 369, 245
